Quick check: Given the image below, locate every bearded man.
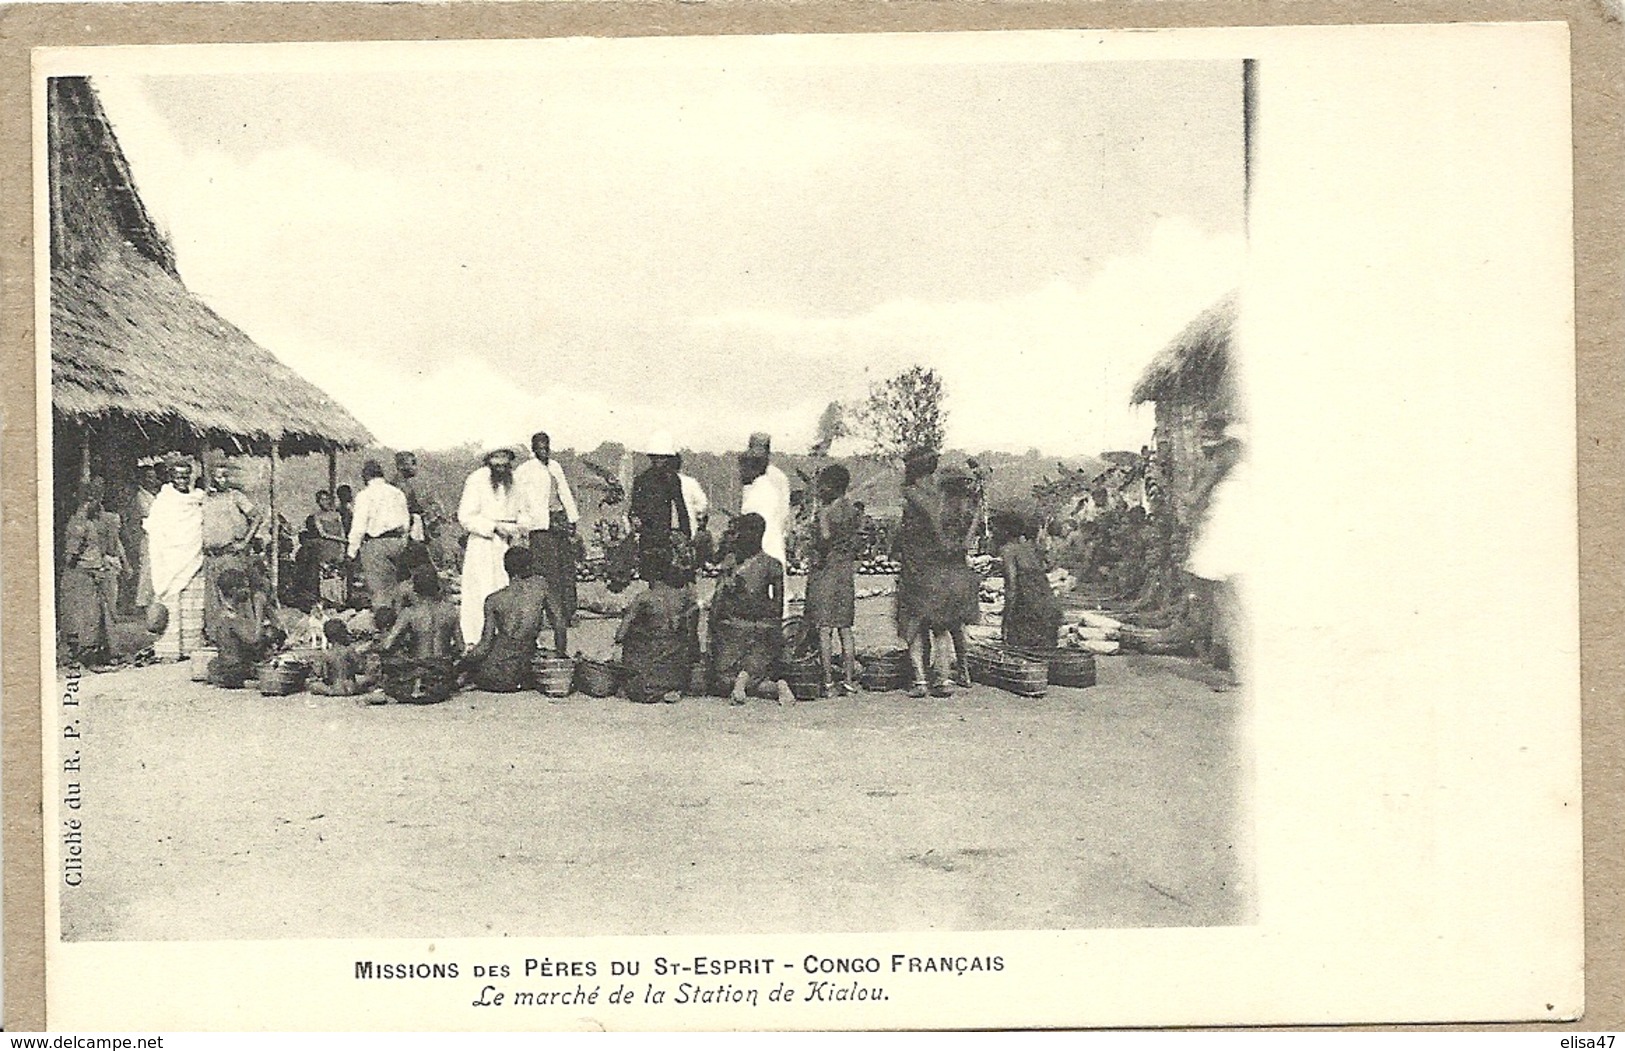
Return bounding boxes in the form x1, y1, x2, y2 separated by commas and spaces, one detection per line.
457, 448, 524, 646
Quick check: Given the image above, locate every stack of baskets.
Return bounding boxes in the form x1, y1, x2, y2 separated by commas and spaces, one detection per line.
1013, 646, 1097, 689
858, 649, 909, 692
964, 642, 1048, 698
256, 657, 311, 696
779, 654, 826, 701
574, 657, 622, 698
532, 655, 575, 698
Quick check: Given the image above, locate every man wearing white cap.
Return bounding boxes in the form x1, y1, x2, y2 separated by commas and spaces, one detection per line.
630, 431, 691, 584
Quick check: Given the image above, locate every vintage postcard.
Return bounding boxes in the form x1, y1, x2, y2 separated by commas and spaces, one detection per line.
27, 22, 1581, 1030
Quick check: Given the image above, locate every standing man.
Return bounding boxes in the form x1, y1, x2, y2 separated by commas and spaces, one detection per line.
515, 431, 581, 626
145, 455, 206, 660
346, 459, 410, 611
392, 450, 443, 568
676, 454, 708, 581
457, 447, 525, 646
630, 432, 691, 585
741, 433, 792, 616
200, 457, 264, 638
747, 432, 792, 533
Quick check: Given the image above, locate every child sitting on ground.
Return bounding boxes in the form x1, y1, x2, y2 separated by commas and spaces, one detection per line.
710, 512, 795, 705
309, 619, 376, 696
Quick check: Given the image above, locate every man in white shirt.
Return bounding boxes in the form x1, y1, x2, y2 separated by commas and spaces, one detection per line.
346, 459, 411, 610
515, 431, 582, 624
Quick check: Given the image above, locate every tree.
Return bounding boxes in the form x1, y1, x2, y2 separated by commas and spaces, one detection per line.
809, 400, 847, 458
848, 365, 947, 460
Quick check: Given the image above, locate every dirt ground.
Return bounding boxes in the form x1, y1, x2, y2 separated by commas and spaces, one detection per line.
58, 586, 1248, 942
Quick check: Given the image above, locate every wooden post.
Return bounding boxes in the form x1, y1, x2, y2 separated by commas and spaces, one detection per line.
269, 440, 280, 603
327, 444, 338, 497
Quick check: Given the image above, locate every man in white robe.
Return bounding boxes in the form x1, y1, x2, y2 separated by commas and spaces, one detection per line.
746, 431, 792, 530
457, 449, 525, 647
144, 457, 206, 659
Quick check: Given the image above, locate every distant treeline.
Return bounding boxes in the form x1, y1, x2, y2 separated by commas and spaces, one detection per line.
243, 441, 1103, 546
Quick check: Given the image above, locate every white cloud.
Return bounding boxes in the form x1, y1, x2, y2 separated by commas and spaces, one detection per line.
689, 216, 1245, 453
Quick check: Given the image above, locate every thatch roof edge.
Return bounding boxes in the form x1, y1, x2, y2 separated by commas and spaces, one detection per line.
1130, 290, 1239, 406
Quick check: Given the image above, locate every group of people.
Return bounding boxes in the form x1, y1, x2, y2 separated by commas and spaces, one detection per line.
60, 422, 1103, 704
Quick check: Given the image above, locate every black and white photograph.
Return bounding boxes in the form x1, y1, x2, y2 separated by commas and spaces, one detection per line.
47, 42, 1249, 943
33, 24, 1581, 1031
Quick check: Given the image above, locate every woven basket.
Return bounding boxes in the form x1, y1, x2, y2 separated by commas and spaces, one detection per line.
780, 656, 825, 701
532, 656, 575, 697
575, 658, 621, 698
858, 649, 909, 692
257, 659, 310, 696
1013, 646, 1097, 689
965, 643, 1048, 698
189, 647, 218, 682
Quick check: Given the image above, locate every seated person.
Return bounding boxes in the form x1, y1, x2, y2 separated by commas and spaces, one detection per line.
461, 546, 565, 693
206, 568, 271, 689
375, 568, 462, 705
710, 513, 795, 706
616, 559, 700, 704
309, 619, 376, 696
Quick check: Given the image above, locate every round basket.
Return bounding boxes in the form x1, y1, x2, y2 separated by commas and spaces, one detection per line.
532, 655, 575, 697
780, 656, 825, 701
575, 657, 621, 698
257, 659, 310, 696
857, 649, 909, 692
1014, 646, 1096, 689
188, 647, 218, 682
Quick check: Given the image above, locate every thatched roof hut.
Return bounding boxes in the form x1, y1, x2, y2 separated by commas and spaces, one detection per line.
1130, 290, 1239, 411
1129, 291, 1241, 527
49, 76, 372, 459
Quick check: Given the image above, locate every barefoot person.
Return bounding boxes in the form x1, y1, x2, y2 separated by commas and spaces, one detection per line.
200, 458, 265, 636
145, 456, 207, 660
346, 459, 411, 610
630, 432, 691, 584
616, 559, 700, 704
711, 512, 795, 705
59, 477, 125, 665
740, 433, 791, 616
895, 447, 958, 698
806, 464, 860, 695
992, 509, 1063, 652
376, 567, 464, 704
308, 619, 376, 697
204, 568, 274, 688
462, 547, 565, 693
457, 448, 525, 646
515, 431, 581, 624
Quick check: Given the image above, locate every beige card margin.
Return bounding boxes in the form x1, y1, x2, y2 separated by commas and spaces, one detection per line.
0, 1, 1619, 1033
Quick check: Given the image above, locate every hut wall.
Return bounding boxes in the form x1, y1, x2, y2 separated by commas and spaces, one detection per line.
1155, 392, 1240, 528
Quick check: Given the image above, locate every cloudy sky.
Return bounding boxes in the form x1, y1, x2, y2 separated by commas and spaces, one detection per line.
92, 44, 1244, 455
